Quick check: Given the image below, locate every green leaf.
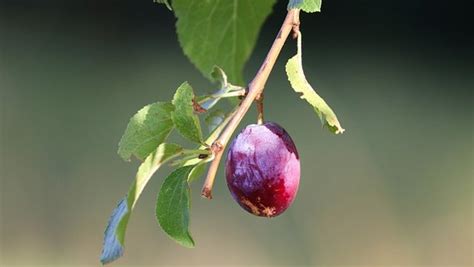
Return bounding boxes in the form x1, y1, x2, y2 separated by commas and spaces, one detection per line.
118, 102, 174, 161
288, 0, 322, 12
171, 0, 276, 85
205, 109, 226, 133
101, 143, 184, 264
156, 166, 196, 248
171, 82, 204, 144
285, 32, 345, 134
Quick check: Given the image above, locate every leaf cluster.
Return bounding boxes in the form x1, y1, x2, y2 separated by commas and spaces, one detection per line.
100, 68, 238, 264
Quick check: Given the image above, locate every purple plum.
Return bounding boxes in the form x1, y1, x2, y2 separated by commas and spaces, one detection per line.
225, 122, 300, 217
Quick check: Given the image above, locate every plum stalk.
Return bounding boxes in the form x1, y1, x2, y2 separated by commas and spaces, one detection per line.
256, 92, 264, 125
201, 9, 301, 199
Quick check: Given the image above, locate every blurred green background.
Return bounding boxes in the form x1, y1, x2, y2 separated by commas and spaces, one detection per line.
1, 0, 473, 266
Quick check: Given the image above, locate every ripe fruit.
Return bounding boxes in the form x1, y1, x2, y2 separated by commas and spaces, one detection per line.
225, 122, 300, 217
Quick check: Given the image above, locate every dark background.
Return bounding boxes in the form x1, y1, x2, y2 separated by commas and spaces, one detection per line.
1, 0, 473, 266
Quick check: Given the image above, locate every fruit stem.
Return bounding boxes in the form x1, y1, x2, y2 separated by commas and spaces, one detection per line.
201, 9, 301, 199
256, 93, 264, 125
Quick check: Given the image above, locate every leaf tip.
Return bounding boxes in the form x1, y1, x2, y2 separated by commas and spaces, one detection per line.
100, 198, 129, 264
325, 122, 345, 134
177, 233, 196, 248
154, 0, 172, 10
210, 66, 228, 86
117, 150, 131, 162
183, 240, 196, 248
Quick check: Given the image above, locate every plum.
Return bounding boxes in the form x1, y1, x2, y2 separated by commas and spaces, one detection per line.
225, 122, 300, 217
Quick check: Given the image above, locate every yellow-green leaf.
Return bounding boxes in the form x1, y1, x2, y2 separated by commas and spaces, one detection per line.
285, 32, 344, 134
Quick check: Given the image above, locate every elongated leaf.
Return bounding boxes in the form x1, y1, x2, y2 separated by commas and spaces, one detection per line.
288, 0, 322, 12
156, 166, 195, 247
285, 32, 344, 134
171, 82, 203, 144
100, 198, 127, 264
118, 102, 174, 161
171, 0, 276, 84
101, 143, 183, 264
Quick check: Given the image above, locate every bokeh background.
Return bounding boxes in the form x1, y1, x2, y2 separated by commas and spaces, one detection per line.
1, 0, 473, 266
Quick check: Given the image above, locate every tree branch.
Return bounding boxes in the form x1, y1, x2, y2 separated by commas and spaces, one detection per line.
201, 9, 301, 199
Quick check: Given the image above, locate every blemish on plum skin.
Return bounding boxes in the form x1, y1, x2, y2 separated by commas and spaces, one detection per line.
240, 197, 260, 216
262, 206, 276, 217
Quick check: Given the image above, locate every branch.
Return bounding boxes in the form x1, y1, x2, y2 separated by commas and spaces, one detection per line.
201, 9, 301, 199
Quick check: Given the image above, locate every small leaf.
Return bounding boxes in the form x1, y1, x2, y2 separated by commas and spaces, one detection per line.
156, 166, 196, 248
118, 102, 174, 161
154, 0, 172, 10
171, 0, 276, 84
171, 82, 204, 144
288, 0, 322, 12
200, 67, 245, 110
205, 109, 226, 133
285, 32, 344, 134
211, 66, 228, 87
101, 143, 184, 264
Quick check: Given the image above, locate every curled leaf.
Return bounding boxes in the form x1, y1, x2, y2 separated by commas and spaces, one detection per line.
285, 32, 344, 134
200, 67, 245, 110
100, 198, 127, 264
211, 66, 228, 87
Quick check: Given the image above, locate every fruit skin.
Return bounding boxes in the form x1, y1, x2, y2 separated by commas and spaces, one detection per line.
225, 122, 300, 217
